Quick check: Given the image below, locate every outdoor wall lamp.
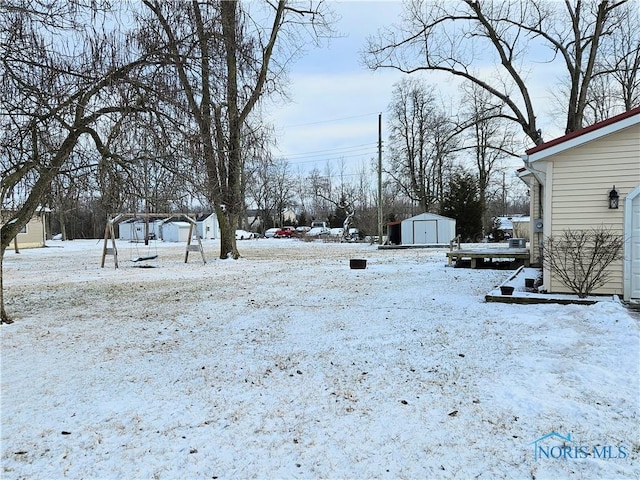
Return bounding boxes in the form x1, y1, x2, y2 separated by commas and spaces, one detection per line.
609, 186, 619, 209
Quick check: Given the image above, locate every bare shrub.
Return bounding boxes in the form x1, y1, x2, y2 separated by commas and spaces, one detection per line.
541, 227, 624, 298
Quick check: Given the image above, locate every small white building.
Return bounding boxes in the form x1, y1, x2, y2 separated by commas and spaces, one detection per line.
162, 221, 192, 242
118, 219, 162, 241
399, 213, 456, 245
196, 213, 220, 239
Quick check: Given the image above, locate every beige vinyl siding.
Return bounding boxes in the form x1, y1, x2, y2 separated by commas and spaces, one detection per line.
0, 214, 46, 249
548, 124, 640, 295
15, 217, 46, 248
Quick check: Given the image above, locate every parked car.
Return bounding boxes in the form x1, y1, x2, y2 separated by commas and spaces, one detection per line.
306, 226, 330, 237
296, 226, 311, 233
264, 227, 280, 238
275, 226, 297, 238
235, 229, 255, 240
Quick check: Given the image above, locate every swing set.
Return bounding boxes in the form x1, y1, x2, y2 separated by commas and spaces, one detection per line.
100, 213, 206, 268
130, 223, 158, 263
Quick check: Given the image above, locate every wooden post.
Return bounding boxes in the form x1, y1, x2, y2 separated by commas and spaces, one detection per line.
197, 229, 206, 264
100, 223, 109, 268
184, 216, 206, 264
101, 220, 119, 268
110, 223, 118, 268
185, 223, 194, 263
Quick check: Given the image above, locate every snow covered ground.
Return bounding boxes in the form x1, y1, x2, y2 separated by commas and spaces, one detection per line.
1, 239, 638, 479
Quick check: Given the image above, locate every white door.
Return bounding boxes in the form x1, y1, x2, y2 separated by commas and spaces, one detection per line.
413, 220, 437, 244
631, 193, 640, 300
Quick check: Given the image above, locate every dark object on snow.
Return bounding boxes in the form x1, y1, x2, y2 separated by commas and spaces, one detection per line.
500, 285, 515, 295
350, 259, 367, 269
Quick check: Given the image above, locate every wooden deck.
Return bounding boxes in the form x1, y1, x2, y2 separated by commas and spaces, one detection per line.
446, 248, 530, 268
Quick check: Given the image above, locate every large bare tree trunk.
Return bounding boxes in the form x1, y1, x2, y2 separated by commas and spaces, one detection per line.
2, 2, 150, 323
1, 248, 9, 324
220, 0, 242, 259
1, 130, 81, 323
145, 0, 330, 258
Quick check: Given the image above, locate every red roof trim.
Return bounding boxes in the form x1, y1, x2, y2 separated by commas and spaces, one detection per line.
525, 106, 640, 155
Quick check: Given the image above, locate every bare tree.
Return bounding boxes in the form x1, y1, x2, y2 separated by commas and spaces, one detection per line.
554, 2, 640, 123
582, 74, 623, 123
460, 84, 519, 234
140, 0, 334, 259
246, 155, 294, 230
271, 159, 296, 227
386, 78, 461, 212
1, 1, 152, 323
364, 0, 637, 145
305, 168, 328, 222
591, 1, 640, 116
541, 227, 624, 298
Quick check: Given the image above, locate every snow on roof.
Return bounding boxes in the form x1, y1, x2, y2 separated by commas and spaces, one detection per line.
403, 212, 456, 222
495, 216, 530, 230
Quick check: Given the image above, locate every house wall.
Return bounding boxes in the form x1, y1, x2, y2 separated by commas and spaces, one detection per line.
19, 216, 46, 248
119, 221, 161, 241
282, 210, 297, 224
1, 214, 46, 249
197, 216, 219, 239
546, 123, 640, 296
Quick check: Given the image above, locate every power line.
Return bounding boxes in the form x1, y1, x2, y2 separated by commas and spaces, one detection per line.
280, 142, 375, 158
274, 112, 384, 170
288, 149, 379, 166
282, 112, 380, 129
285, 145, 379, 163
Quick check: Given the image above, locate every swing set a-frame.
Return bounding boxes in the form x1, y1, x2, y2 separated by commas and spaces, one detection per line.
100, 213, 206, 268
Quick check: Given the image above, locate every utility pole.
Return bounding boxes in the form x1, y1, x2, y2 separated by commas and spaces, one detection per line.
377, 113, 383, 245
502, 171, 507, 216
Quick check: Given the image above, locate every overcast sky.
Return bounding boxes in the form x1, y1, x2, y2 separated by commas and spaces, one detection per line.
265, 1, 409, 178
265, 1, 565, 179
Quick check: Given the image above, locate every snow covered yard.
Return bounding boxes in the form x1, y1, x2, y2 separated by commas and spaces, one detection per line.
1, 239, 638, 479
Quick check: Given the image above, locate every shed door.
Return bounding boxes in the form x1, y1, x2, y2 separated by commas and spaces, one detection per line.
413, 220, 437, 244
631, 193, 640, 300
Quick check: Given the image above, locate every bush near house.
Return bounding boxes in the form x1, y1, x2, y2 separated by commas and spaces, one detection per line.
541, 227, 624, 298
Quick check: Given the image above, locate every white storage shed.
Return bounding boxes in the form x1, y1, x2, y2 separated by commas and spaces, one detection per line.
400, 213, 456, 245
118, 219, 162, 241
162, 221, 192, 242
